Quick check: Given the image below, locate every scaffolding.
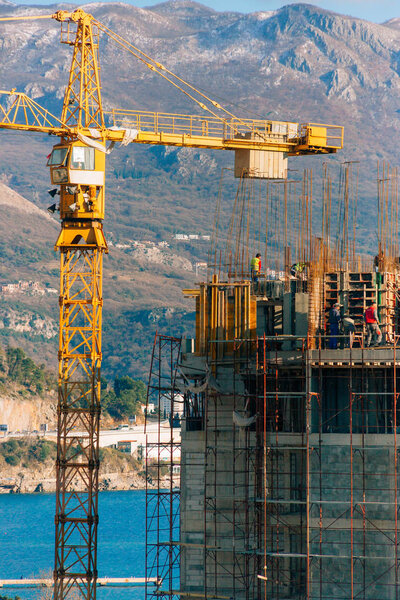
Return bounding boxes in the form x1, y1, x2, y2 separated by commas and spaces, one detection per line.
145, 334, 182, 600
146, 331, 400, 600
264, 335, 400, 600
145, 162, 400, 600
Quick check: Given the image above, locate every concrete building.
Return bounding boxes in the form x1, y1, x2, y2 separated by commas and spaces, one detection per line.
71, 422, 180, 460
160, 393, 184, 418
145, 265, 400, 600
144, 163, 400, 600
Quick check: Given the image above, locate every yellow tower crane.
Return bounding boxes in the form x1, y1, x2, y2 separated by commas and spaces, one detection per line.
0, 8, 343, 600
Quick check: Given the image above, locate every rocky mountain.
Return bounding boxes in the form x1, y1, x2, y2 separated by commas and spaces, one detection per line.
0, 391, 56, 432
0, 2, 399, 230
0, 1, 400, 377
1, 2, 399, 127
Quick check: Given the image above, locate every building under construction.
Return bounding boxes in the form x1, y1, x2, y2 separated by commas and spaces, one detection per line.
145, 162, 400, 600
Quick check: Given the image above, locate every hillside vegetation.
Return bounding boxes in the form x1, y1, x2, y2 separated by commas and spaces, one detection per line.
0, 438, 55, 467
0, 344, 148, 427
102, 375, 147, 420
1, 347, 54, 395
0, 438, 141, 472
0, 438, 148, 492
0, 345, 55, 399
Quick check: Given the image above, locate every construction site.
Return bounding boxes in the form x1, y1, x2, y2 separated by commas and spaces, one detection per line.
145, 161, 400, 600
1, 5, 400, 600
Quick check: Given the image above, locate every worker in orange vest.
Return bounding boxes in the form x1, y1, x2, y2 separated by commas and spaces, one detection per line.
364, 302, 382, 347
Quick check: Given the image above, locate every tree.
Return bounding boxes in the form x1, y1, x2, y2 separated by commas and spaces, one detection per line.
102, 376, 146, 420
5, 346, 48, 393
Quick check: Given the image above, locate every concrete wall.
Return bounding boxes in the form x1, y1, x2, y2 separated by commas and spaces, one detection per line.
179, 346, 400, 600
309, 434, 397, 600
180, 383, 259, 599
180, 431, 206, 593
265, 433, 399, 599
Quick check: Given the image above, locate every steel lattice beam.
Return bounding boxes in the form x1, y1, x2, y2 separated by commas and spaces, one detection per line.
54, 247, 103, 600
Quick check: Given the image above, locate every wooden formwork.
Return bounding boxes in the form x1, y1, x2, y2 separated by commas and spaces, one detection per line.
323, 269, 400, 342
184, 275, 257, 358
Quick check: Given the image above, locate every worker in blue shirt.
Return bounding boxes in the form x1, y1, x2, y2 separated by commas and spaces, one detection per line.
329, 302, 341, 349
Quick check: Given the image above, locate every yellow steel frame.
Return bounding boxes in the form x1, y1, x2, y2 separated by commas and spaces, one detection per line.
54, 247, 103, 600
0, 90, 67, 135
60, 13, 103, 130
53, 11, 106, 600
0, 89, 343, 154
109, 110, 344, 153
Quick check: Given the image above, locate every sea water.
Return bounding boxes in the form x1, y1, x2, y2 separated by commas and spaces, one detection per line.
0, 491, 147, 600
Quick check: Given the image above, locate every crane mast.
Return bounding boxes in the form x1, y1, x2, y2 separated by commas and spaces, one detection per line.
52, 11, 105, 600
0, 8, 344, 600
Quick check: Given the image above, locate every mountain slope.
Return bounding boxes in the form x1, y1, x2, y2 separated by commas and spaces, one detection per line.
0, 180, 197, 378
0, 3, 399, 203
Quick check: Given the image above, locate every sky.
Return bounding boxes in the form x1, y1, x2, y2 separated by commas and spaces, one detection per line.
14, 0, 400, 23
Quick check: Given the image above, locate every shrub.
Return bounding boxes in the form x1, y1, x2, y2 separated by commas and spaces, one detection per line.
0, 439, 56, 467
28, 440, 55, 463
5, 454, 20, 466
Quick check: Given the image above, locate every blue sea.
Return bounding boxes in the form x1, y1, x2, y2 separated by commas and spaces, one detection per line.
0, 491, 147, 600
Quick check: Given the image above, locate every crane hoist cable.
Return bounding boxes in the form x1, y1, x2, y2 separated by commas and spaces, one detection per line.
0, 10, 344, 159
0, 12, 278, 122
93, 18, 265, 135
0, 11, 273, 141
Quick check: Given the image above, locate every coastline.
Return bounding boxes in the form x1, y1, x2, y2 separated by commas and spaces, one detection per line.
0, 442, 160, 493
0, 434, 165, 493
0, 466, 153, 494
0, 471, 149, 494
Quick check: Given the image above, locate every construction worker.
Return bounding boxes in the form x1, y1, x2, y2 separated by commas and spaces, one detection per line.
250, 253, 261, 289
364, 302, 382, 347
290, 262, 308, 278
342, 315, 355, 349
329, 302, 341, 349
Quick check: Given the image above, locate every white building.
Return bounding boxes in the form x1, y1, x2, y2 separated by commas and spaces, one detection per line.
140, 402, 155, 414
159, 393, 184, 418
72, 422, 181, 460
